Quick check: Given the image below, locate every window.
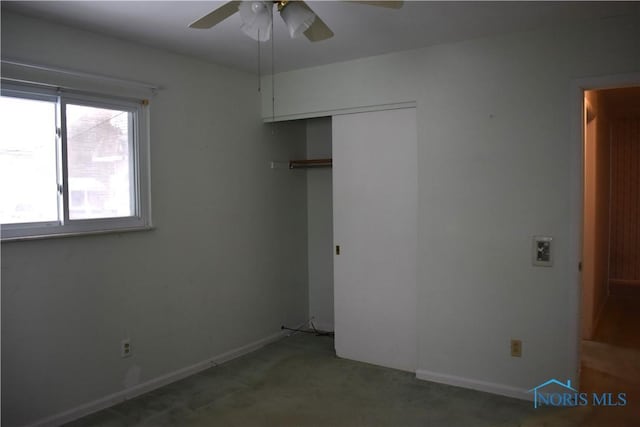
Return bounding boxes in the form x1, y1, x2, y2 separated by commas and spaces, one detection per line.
1, 83, 151, 240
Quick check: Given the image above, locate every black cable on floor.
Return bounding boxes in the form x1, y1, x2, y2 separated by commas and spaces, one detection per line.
281, 324, 334, 337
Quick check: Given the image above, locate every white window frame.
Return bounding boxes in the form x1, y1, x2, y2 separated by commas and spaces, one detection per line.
1, 82, 152, 241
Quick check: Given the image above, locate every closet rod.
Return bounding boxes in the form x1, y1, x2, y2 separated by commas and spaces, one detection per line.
289, 158, 332, 169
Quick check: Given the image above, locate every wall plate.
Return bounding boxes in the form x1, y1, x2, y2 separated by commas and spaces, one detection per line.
533, 236, 553, 267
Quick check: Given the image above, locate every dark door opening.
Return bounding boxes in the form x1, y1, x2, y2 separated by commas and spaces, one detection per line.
580, 86, 640, 425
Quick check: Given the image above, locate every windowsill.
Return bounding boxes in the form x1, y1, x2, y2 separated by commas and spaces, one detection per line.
0, 225, 155, 243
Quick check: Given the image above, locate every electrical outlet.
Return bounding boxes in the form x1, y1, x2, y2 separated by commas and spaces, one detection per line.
511, 339, 522, 357
121, 339, 132, 358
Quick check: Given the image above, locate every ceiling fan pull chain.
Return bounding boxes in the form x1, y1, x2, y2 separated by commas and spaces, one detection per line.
271, 2, 276, 126
257, 29, 261, 93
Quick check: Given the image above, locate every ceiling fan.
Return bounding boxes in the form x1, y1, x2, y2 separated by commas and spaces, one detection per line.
190, 1, 403, 42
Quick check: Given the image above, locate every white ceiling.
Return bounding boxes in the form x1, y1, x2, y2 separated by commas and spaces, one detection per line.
3, 1, 638, 73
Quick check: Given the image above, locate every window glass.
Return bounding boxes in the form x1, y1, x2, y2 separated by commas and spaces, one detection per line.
0, 95, 58, 224
66, 104, 133, 219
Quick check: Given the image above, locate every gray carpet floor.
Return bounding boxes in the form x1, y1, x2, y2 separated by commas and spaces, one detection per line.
64, 333, 626, 427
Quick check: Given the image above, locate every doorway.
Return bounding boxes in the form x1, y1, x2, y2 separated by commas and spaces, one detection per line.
580, 86, 640, 424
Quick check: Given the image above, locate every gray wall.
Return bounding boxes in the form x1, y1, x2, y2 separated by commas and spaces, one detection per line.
305, 118, 333, 331
260, 14, 640, 397
1, 11, 308, 427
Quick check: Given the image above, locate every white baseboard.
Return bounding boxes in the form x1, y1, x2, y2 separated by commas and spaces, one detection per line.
27, 331, 286, 427
415, 369, 532, 401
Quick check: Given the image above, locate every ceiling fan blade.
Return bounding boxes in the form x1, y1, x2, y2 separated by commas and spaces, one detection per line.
189, 1, 241, 29
298, 1, 334, 42
349, 1, 403, 9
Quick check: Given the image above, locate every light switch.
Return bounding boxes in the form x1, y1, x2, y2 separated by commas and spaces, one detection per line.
533, 236, 553, 267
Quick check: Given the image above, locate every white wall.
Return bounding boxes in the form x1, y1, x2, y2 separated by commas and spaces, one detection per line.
1, 11, 308, 427
306, 117, 334, 331
262, 15, 640, 397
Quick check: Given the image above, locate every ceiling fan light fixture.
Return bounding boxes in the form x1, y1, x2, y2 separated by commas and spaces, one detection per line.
238, 1, 272, 42
279, 2, 316, 38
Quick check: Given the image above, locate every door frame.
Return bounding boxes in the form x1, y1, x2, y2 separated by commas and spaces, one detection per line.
568, 72, 640, 389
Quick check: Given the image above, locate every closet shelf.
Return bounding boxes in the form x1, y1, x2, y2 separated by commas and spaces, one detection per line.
288, 158, 332, 169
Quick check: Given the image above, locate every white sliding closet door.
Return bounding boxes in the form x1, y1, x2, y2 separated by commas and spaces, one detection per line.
333, 108, 417, 372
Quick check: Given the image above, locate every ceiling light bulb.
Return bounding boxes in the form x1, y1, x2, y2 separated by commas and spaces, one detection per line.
251, 1, 265, 14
